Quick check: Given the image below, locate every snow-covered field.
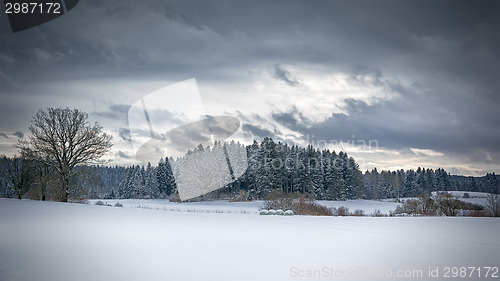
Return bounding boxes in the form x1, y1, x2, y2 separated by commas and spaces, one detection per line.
86, 198, 400, 216
431, 191, 495, 207
88, 198, 264, 214
1, 198, 499, 281
317, 200, 401, 215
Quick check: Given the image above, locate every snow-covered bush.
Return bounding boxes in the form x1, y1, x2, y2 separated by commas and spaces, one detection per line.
284, 210, 294, 216
275, 209, 284, 215
95, 201, 111, 207
371, 209, 384, 217
268, 209, 276, 215
353, 209, 364, 216
114, 202, 123, 207
259, 210, 269, 215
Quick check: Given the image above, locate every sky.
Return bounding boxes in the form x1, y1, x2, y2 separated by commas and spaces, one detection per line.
0, 0, 498, 176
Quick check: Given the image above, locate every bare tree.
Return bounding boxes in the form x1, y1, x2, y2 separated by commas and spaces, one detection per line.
19, 108, 113, 202
436, 192, 462, 216
486, 193, 500, 217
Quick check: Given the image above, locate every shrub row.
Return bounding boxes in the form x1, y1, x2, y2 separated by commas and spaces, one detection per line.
95, 201, 123, 207
392, 193, 488, 216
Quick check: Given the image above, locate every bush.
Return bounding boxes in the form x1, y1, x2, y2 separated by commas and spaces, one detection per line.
263, 190, 301, 211
294, 198, 333, 216
353, 209, 365, 216
114, 202, 123, 207
398, 196, 438, 216
398, 199, 419, 215
396, 194, 485, 217
371, 209, 385, 217
337, 206, 349, 216
468, 210, 489, 217
437, 193, 463, 216
460, 201, 483, 211
95, 201, 111, 207
420, 195, 438, 215
259, 210, 269, 215
463, 193, 470, 198
261, 192, 332, 216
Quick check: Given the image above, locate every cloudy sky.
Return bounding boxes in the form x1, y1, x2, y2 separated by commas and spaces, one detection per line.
0, 0, 498, 176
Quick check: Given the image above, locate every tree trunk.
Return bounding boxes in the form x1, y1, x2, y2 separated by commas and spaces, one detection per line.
41, 184, 46, 201
61, 176, 69, 202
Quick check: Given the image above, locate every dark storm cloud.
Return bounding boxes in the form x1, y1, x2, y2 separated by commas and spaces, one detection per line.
273, 65, 299, 86
93, 104, 130, 120
12, 131, 24, 138
117, 151, 131, 159
242, 123, 274, 139
272, 107, 309, 129
273, 93, 500, 163
0, 0, 498, 172
118, 128, 131, 142
1, 0, 497, 92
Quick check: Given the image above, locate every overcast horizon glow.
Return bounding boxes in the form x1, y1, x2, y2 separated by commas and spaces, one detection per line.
0, 0, 498, 176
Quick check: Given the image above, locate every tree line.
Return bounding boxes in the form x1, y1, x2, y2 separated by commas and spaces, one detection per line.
1, 136, 498, 201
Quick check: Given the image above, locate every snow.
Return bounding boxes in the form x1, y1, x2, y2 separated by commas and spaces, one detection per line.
431, 191, 496, 207
1, 198, 499, 281
444, 191, 491, 198
86, 199, 401, 216
88, 199, 264, 214
317, 199, 401, 215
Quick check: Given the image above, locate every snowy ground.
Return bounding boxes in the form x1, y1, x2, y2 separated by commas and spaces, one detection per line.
86, 198, 400, 216
1, 199, 499, 281
88, 199, 265, 214
317, 200, 400, 215
431, 191, 495, 207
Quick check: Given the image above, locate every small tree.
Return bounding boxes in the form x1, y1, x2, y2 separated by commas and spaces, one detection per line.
16, 141, 56, 201
0, 155, 30, 199
19, 108, 113, 202
436, 192, 462, 216
486, 193, 500, 217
